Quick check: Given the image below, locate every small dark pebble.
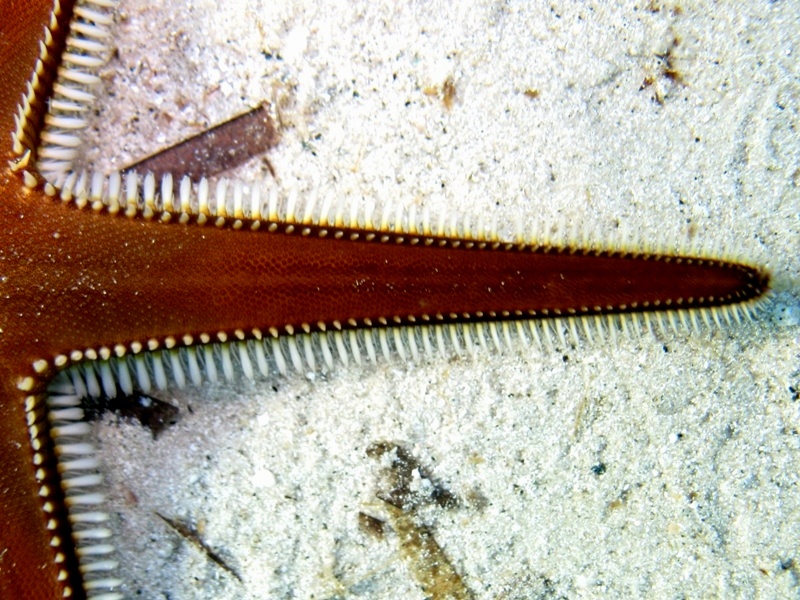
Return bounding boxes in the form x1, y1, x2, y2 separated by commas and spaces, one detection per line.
82, 392, 179, 438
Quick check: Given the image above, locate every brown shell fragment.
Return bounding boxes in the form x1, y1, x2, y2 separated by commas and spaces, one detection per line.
124, 103, 278, 180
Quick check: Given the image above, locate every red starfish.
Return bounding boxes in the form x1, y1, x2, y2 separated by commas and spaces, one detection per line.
0, 2, 770, 598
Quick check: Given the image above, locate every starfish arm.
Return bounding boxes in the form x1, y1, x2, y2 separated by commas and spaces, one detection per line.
0, 171, 769, 600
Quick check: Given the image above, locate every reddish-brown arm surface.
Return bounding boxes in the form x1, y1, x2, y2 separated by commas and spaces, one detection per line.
0, 2, 76, 598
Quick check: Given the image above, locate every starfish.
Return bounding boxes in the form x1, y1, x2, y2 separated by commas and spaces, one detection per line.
0, 1, 775, 599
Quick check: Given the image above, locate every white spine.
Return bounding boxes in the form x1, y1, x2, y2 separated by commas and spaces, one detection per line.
47, 375, 123, 599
